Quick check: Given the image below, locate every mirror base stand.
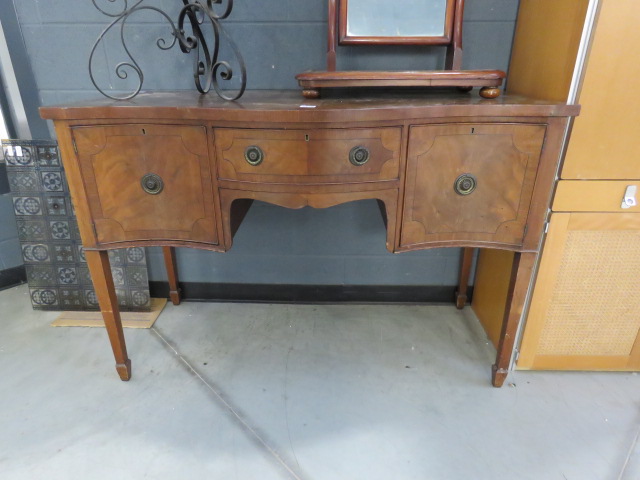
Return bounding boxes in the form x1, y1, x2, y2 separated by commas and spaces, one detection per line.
296, 70, 506, 99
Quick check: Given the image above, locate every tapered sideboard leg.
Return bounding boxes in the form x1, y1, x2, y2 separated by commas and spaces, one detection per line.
85, 249, 132, 381
162, 246, 181, 305
492, 251, 536, 387
455, 247, 475, 309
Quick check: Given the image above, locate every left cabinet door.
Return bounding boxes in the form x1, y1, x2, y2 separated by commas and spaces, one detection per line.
72, 124, 218, 245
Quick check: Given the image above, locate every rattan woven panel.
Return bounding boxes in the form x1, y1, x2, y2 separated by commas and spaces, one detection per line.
3, 139, 151, 312
538, 230, 640, 356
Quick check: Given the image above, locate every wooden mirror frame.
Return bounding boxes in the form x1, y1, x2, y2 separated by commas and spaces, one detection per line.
338, 0, 457, 46
297, 0, 505, 99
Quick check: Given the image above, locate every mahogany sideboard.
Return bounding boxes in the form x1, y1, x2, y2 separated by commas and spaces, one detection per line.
40, 91, 579, 387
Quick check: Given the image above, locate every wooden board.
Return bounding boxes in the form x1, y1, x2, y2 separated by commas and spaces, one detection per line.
562, 0, 640, 179
507, 0, 589, 101
51, 298, 167, 329
472, 0, 588, 348
471, 249, 514, 349
553, 180, 640, 212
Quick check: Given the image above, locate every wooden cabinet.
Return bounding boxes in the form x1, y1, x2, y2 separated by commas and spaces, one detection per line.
517, 0, 640, 371
401, 123, 545, 249
41, 92, 575, 385
474, 0, 640, 372
71, 124, 218, 246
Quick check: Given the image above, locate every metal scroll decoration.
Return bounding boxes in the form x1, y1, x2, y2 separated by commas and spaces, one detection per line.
89, 0, 246, 101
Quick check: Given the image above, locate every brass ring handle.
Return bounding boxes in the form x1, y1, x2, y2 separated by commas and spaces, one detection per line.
454, 174, 477, 196
141, 173, 164, 195
244, 145, 264, 166
349, 146, 370, 166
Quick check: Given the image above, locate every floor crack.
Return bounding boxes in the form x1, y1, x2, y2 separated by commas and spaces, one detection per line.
617, 416, 640, 480
150, 326, 305, 480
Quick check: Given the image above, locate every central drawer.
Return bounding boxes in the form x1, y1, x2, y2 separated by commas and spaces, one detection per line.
214, 127, 401, 184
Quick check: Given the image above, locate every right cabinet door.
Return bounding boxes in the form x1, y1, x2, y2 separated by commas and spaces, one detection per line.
518, 212, 640, 370
401, 123, 546, 249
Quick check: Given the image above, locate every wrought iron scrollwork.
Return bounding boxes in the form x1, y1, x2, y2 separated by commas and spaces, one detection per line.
89, 0, 246, 101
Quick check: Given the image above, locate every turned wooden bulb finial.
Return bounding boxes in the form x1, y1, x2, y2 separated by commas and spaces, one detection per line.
302, 89, 320, 99
479, 87, 501, 99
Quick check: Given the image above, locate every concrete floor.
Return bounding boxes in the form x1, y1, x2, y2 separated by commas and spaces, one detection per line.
1, 283, 640, 480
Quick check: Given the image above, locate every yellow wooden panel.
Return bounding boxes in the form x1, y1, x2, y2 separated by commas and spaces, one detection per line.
562, 0, 640, 179
518, 214, 571, 368
518, 355, 632, 371
471, 249, 513, 349
518, 213, 640, 371
474, 1, 589, 348
51, 298, 167, 328
568, 212, 640, 231
553, 180, 640, 212
508, 0, 589, 101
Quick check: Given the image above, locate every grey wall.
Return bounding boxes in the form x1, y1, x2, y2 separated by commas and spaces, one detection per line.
13, 0, 519, 286
1, 0, 51, 276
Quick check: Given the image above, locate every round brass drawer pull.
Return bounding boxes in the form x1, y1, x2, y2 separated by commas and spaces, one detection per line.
244, 145, 264, 166
349, 146, 370, 166
141, 173, 164, 195
454, 174, 477, 196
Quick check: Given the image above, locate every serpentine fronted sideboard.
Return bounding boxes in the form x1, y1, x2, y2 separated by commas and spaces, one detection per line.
40, 91, 579, 387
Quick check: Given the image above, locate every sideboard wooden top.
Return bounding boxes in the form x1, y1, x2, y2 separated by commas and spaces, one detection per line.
40, 90, 579, 122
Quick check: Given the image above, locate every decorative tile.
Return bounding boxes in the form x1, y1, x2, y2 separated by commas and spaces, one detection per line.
52, 244, 75, 264
116, 289, 128, 307
49, 220, 71, 240
36, 146, 60, 167
77, 244, 86, 263
45, 196, 68, 216
16, 219, 47, 242
126, 247, 146, 264
40, 171, 64, 192
131, 290, 151, 308
8, 170, 40, 192
13, 196, 43, 216
26, 265, 57, 286
107, 249, 125, 266
111, 267, 126, 286
127, 266, 149, 287
3, 144, 35, 166
59, 288, 83, 308
57, 266, 78, 285
22, 244, 51, 264
30, 288, 59, 307
4, 139, 150, 311
84, 289, 99, 308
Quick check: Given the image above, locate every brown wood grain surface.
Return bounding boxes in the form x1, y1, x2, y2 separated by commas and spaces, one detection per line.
215, 127, 401, 184
40, 91, 576, 386
401, 123, 546, 249
40, 91, 579, 122
72, 124, 218, 246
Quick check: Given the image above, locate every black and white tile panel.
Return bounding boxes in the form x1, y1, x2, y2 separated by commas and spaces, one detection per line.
3, 139, 150, 311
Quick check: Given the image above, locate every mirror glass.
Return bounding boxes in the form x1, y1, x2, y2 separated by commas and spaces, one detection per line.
346, 0, 448, 38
